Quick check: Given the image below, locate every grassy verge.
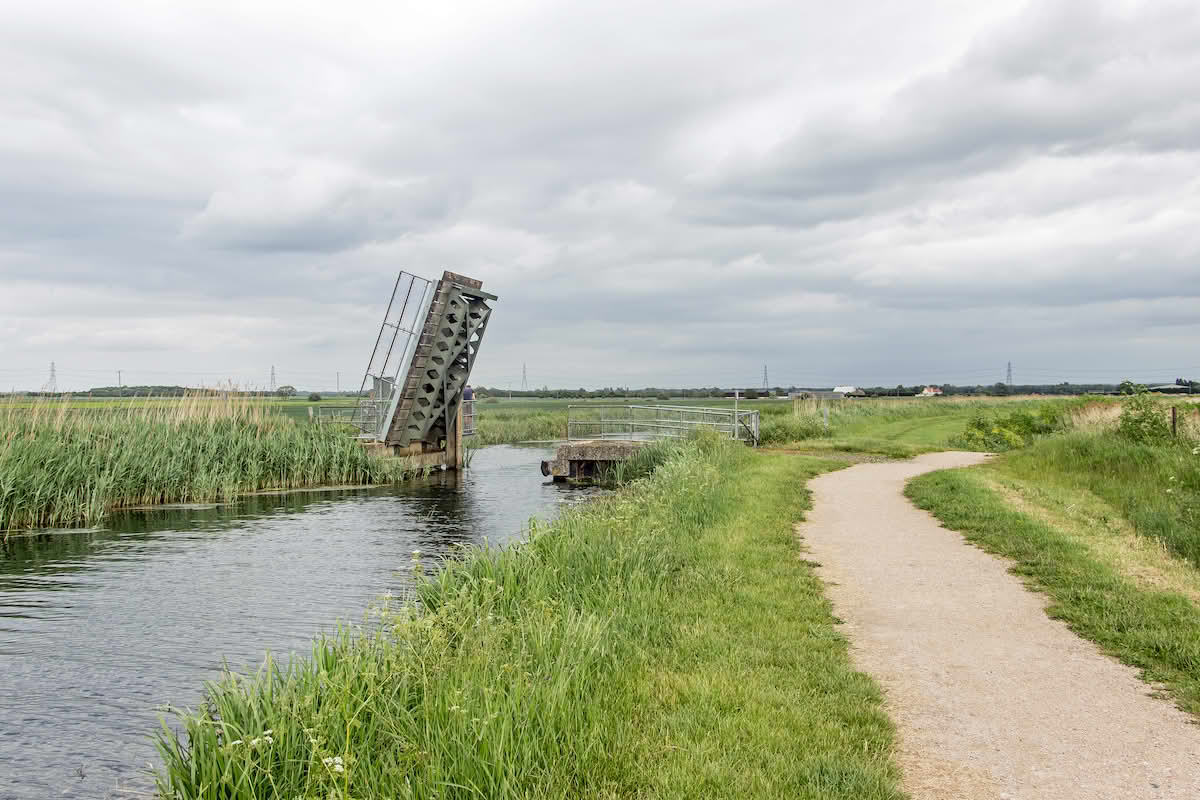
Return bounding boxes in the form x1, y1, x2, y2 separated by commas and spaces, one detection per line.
0, 394, 421, 532
759, 396, 1072, 457
906, 457, 1200, 716
1001, 433, 1200, 566
155, 439, 904, 799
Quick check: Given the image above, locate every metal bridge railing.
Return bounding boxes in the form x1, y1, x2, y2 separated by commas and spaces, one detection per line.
462, 399, 476, 436
567, 404, 759, 445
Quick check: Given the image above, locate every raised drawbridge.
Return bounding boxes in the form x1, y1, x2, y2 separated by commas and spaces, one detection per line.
347, 270, 496, 467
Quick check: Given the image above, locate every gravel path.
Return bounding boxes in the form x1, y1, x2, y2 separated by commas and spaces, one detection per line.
798, 452, 1200, 800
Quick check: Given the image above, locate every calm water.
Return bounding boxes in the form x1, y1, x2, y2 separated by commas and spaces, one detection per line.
0, 445, 587, 800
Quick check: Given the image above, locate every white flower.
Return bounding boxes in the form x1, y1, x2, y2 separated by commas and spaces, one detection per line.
228, 740, 243, 747
334, 763, 345, 773
1166, 488, 1174, 494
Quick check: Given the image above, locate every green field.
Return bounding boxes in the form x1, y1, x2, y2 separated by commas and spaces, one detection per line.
470, 395, 1079, 455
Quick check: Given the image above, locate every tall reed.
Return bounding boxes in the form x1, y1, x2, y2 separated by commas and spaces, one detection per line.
0, 392, 418, 532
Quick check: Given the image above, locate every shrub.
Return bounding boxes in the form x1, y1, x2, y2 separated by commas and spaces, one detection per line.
1117, 389, 1172, 445
307, 393, 321, 402
950, 404, 1067, 452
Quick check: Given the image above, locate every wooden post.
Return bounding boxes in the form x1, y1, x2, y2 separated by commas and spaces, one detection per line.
1172, 406, 1177, 438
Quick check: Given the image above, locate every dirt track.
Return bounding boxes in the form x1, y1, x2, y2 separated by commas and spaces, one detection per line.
798, 452, 1200, 799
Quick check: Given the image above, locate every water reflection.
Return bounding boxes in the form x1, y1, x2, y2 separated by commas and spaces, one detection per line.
0, 445, 589, 800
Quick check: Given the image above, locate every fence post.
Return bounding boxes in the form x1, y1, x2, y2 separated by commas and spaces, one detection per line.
1172, 406, 1177, 438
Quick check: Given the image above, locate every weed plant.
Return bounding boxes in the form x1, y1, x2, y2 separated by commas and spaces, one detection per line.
0, 393, 420, 532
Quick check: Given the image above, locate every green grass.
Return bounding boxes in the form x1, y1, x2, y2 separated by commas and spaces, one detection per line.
0, 394, 423, 532
758, 396, 1071, 456
1001, 433, 1200, 566
468, 395, 1060, 456
155, 438, 904, 799
906, 447, 1200, 716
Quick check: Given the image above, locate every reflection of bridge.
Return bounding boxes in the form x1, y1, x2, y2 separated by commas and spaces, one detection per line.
323, 270, 495, 470
566, 404, 760, 445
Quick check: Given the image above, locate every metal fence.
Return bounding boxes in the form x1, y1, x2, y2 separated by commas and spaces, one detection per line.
462, 399, 476, 436
567, 404, 759, 445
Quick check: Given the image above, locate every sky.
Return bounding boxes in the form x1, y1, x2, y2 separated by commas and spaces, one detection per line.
1, 0, 1198, 392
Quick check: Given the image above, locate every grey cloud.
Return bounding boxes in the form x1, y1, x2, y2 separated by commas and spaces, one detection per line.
1, 0, 1198, 391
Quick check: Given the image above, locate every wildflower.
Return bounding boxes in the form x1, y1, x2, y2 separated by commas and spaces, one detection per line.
228, 740, 243, 747
1167, 488, 1174, 494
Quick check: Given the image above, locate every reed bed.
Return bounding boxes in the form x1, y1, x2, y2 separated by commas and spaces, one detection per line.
470, 408, 567, 445
0, 393, 420, 532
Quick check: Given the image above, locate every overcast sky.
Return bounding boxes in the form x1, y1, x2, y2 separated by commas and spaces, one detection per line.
2, 0, 1198, 392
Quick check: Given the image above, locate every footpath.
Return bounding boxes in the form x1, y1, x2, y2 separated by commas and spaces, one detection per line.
798, 452, 1200, 800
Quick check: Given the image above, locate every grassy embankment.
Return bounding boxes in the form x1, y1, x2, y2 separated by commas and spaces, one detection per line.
0, 394, 422, 533
156, 437, 904, 800
908, 396, 1200, 713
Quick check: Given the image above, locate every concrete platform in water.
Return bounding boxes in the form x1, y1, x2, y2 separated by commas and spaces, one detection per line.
540, 440, 647, 482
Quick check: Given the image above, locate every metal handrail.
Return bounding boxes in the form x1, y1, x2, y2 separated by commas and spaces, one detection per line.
462, 399, 476, 436
566, 404, 759, 445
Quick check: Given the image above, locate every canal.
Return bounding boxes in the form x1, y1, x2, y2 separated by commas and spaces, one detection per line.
0, 445, 587, 799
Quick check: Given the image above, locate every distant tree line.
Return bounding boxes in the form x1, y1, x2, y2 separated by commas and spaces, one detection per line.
470, 382, 1131, 399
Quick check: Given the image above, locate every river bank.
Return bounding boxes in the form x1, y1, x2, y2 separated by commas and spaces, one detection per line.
0, 393, 421, 533
155, 435, 903, 799
0, 445, 584, 800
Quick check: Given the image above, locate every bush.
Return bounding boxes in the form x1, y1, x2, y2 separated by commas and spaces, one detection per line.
307, 393, 321, 402
950, 406, 1066, 452
1117, 389, 1172, 445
